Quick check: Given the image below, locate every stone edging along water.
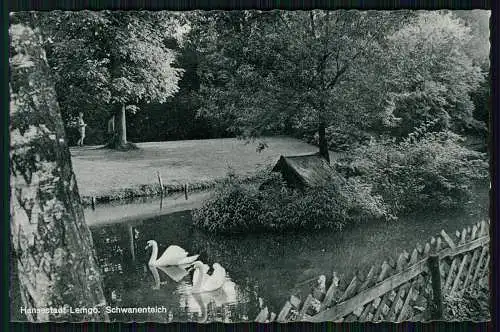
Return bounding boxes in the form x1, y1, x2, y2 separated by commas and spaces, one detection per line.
79, 175, 258, 207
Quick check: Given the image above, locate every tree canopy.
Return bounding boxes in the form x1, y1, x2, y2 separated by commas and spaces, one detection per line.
187, 10, 487, 157
382, 12, 486, 136
33, 11, 185, 147
18, 10, 489, 151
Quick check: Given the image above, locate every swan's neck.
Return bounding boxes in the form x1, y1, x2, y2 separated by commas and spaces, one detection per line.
149, 242, 158, 265
192, 266, 205, 290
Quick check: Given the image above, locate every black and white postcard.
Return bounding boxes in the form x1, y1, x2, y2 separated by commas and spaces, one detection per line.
9, 9, 491, 323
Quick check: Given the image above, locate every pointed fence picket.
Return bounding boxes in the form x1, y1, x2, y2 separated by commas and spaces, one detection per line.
255, 220, 490, 323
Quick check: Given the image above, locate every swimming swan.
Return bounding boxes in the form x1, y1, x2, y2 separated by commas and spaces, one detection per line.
145, 240, 199, 266
191, 261, 226, 293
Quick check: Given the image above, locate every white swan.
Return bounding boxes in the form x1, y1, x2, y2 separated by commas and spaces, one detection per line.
191, 261, 226, 293
145, 240, 199, 266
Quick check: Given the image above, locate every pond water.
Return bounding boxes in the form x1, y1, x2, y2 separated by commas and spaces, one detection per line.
86, 187, 489, 323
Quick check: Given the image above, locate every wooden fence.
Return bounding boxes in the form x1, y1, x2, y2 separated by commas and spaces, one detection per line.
255, 220, 490, 322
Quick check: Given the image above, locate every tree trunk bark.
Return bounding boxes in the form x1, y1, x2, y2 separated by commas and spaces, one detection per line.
117, 105, 127, 145
318, 121, 330, 163
9, 21, 108, 322
105, 106, 137, 150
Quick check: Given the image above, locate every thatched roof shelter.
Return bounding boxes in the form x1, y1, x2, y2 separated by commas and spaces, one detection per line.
272, 153, 336, 189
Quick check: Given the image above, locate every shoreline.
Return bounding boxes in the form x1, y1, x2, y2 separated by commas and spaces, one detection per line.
79, 175, 257, 207
84, 191, 213, 226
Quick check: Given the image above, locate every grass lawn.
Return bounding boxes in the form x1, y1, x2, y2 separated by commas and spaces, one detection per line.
71, 136, 324, 200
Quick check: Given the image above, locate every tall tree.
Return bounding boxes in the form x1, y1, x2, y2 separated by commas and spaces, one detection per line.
38, 11, 184, 149
192, 10, 412, 161
9, 17, 108, 321
383, 11, 485, 136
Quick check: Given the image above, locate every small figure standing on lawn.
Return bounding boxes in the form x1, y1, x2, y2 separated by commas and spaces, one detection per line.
77, 112, 87, 146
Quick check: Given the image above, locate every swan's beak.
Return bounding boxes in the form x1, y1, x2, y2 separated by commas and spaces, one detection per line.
145, 245, 150, 250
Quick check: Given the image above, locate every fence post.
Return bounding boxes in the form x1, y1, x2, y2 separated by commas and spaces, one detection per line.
428, 255, 443, 320
157, 171, 164, 197
184, 183, 189, 200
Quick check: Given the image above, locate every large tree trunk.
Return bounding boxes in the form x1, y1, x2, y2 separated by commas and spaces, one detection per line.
9, 21, 108, 322
318, 121, 330, 163
105, 105, 137, 150
117, 104, 127, 145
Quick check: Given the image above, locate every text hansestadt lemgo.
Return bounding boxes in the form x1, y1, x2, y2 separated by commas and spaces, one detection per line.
20, 305, 169, 315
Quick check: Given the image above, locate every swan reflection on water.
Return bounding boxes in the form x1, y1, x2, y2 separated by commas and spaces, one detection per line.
148, 263, 242, 322
178, 277, 239, 322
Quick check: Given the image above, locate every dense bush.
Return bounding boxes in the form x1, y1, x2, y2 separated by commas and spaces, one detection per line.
336, 130, 488, 214
192, 170, 392, 234
193, 128, 487, 234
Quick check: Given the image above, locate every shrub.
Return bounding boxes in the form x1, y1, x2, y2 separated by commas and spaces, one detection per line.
192, 170, 392, 234
337, 130, 488, 215
443, 285, 490, 321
